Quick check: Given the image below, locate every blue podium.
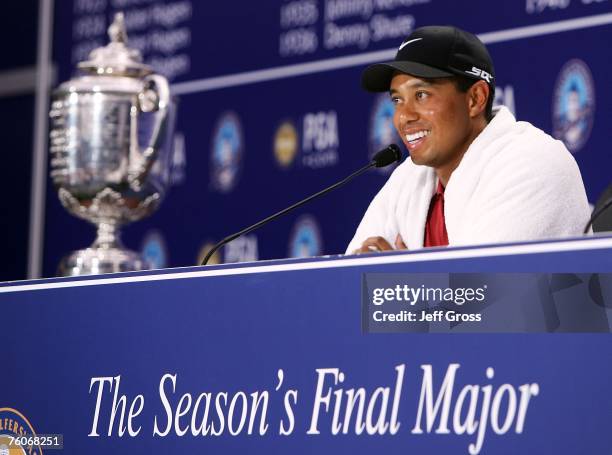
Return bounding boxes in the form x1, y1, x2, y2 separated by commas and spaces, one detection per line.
2, 235, 612, 454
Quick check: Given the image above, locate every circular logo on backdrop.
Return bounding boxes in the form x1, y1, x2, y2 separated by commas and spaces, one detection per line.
289, 215, 322, 258
197, 241, 222, 265
141, 231, 167, 270
552, 59, 595, 153
0, 408, 43, 454
369, 94, 401, 173
210, 112, 244, 192
274, 120, 299, 168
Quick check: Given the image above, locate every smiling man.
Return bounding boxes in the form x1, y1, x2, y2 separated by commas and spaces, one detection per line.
346, 26, 591, 254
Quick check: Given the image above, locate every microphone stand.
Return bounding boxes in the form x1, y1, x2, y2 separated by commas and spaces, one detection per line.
201, 162, 376, 266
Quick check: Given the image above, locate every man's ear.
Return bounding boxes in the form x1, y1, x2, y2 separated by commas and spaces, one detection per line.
468, 80, 489, 118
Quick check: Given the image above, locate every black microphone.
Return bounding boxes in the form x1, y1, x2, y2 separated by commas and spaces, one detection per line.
583, 197, 612, 234
200, 144, 403, 265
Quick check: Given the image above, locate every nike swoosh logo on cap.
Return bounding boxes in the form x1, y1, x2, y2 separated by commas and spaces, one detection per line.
398, 37, 423, 51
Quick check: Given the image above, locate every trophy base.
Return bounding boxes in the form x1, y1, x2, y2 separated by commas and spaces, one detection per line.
58, 247, 151, 276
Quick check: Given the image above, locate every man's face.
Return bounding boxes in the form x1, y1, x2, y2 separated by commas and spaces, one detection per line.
390, 73, 474, 171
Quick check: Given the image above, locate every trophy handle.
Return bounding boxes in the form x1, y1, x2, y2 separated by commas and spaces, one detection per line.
128, 74, 170, 191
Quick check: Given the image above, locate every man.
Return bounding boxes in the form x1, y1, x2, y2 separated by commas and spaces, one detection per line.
346, 26, 590, 254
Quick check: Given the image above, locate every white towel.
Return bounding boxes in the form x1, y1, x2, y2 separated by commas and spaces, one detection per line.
346, 106, 591, 253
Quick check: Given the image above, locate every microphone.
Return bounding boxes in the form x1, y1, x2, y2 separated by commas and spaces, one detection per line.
200, 144, 403, 265
583, 197, 612, 234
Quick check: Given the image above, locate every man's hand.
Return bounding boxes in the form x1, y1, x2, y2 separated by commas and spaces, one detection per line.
353, 234, 407, 254
395, 234, 407, 249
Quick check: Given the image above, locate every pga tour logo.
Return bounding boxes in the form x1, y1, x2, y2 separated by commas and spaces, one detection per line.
289, 215, 322, 258
552, 59, 595, 153
465, 66, 493, 83
369, 94, 400, 174
210, 112, 244, 193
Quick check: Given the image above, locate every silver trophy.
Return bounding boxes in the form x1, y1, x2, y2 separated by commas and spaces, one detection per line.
49, 13, 175, 276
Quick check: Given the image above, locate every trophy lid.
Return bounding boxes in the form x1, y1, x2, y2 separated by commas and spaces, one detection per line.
78, 12, 152, 78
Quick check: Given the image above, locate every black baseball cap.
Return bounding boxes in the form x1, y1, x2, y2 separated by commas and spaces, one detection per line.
361, 26, 495, 92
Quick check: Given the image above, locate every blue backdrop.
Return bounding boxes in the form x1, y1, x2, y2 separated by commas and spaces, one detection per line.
39, 0, 612, 276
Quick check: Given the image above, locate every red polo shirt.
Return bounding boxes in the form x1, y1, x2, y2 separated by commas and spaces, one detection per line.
424, 181, 449, 247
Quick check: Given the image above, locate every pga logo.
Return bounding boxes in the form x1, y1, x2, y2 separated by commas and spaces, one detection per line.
465, 66, 493, 83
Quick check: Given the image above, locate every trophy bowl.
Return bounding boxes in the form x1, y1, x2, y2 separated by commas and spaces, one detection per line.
49, 13, 176, 276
